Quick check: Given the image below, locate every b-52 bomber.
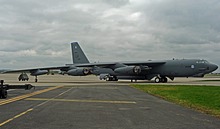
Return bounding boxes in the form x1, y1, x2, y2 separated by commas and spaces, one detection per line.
3, 42, 218, 83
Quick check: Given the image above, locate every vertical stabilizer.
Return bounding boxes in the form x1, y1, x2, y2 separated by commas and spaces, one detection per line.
71, 42, 89, 64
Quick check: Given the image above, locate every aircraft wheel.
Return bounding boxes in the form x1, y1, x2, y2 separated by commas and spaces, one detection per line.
163, 77, 168, 83
35, 76, 38, 82
103, 75, 108, 81
160, 77, 168, 83
155, 77, 161, 83
105, 76, 109, 81
108, 77, 113, 81
113, 76, 118, 81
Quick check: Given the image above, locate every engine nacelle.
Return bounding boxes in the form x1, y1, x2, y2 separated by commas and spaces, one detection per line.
67, 68, 90, 76
114, 66, 141, 75
30, 69, 48, 76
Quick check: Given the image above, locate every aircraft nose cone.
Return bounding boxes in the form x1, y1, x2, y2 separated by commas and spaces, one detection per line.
211, 64, 218, 72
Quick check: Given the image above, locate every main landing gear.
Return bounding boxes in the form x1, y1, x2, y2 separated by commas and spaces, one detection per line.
131, 79, 137, 82
106, 76, 118, 81
35, 76, 38, 82
155, 76, 168, 83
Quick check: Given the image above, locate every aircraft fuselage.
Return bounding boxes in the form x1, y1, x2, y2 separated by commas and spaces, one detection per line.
93, 59, 218, 82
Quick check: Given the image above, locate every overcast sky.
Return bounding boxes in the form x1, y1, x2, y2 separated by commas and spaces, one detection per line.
0, 0, 219, 72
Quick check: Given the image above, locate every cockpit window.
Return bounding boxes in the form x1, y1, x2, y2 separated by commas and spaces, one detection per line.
196, 60, 208, 64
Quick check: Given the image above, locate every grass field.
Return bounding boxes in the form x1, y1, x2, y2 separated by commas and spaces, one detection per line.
132, 84, 220, 118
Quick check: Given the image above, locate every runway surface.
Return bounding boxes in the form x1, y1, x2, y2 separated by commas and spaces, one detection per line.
0, 74, 220, 129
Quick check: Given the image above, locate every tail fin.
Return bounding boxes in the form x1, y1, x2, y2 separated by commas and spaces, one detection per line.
71, 42, 89, 64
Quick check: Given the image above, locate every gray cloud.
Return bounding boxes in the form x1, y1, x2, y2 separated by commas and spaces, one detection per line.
0, 0, 219, 72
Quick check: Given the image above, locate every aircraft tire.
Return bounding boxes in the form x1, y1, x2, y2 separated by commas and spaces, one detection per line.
160, 77, 167, 83
104, 76, 109, 81
113, 76, 118, 81
105, 77, 110, 81
108, 77, 113, 81
163, 77, 168, 83
106, 76, 118, 81
155, 77, 161, 83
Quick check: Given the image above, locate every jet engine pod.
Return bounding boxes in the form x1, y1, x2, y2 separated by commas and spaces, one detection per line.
114, 66, 141, 75
67, 68, 90, 76
133, 66, 141, 74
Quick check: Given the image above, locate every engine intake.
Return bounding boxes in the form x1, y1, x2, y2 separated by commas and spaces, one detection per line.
67, 68, 90, 76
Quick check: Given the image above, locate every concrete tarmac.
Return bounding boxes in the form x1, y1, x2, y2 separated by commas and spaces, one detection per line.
0, 74, 220, 129
1, 74, 220, 86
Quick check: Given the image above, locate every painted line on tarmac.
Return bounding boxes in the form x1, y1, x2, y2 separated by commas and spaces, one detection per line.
34, 87, 74, 107
0, 86, 71, 127
0, 86, 64, 106
0, 108, 33, 127
25, 98, 137, 104
63, 86, 118, 89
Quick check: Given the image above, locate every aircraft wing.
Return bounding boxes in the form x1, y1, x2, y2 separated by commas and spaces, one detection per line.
2, 65, 72, 82
74, 60, 166, 67
2, 66, 70, 73
3, 60, 165, 74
